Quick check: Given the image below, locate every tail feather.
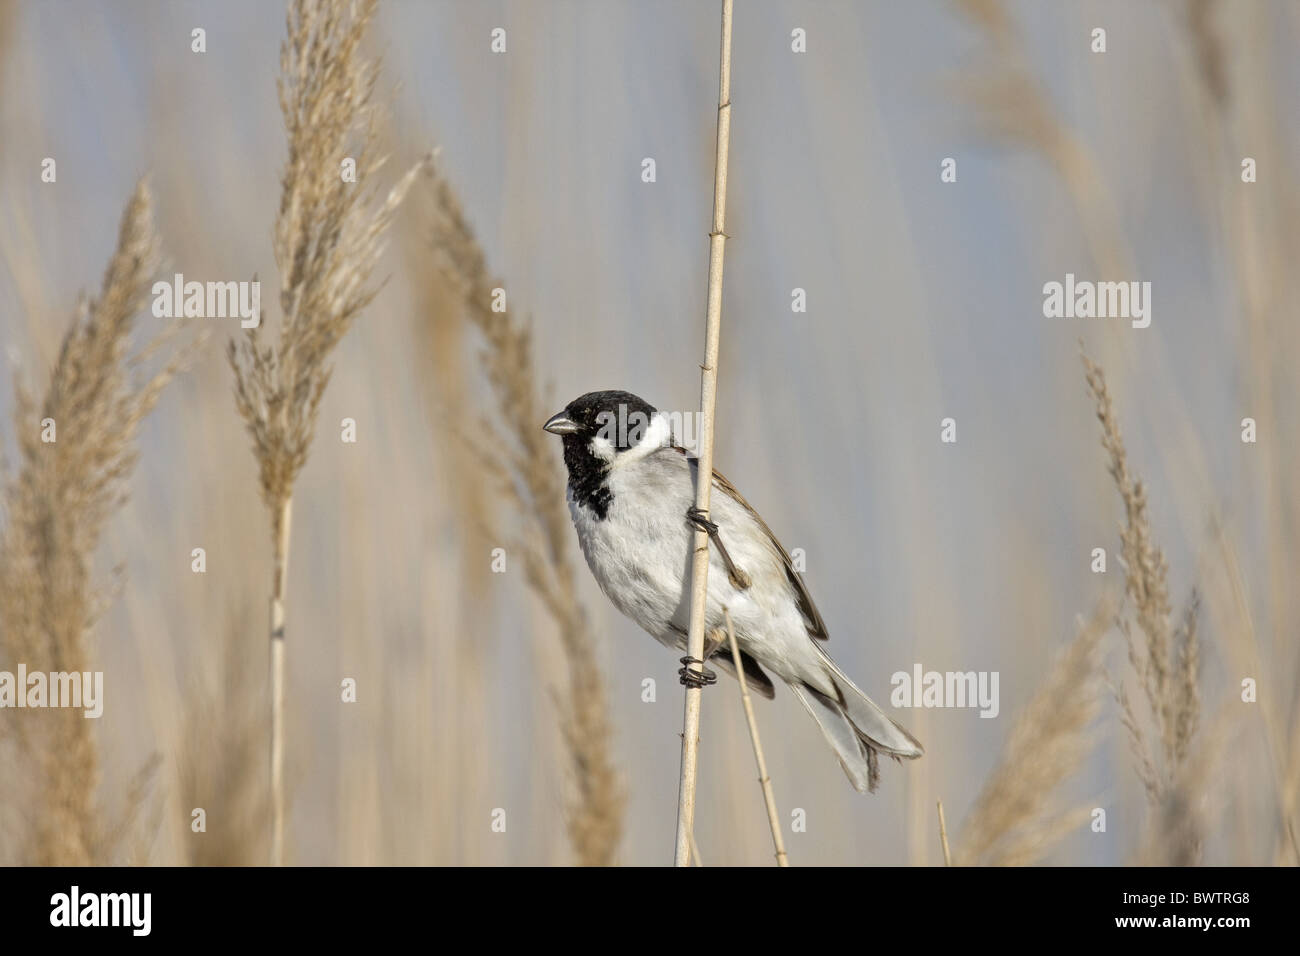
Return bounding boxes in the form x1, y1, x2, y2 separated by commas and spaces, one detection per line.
817, 648, 924, 759
790, 683, 880, 793
792, 651, 923, 794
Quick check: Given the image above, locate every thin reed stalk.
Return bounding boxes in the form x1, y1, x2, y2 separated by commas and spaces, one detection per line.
674, 0, 734, 869
227, 0, 420, 865
937, 800, 952, 866
687, 831, 705, 867
268, 498, 290, 864
722, 609, 787, 866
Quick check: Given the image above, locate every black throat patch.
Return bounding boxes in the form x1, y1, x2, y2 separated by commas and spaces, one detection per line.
562, 436, 613, 519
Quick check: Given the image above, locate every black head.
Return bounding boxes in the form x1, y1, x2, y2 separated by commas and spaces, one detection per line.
543, 390, 668, 518
543, 390, 658, 444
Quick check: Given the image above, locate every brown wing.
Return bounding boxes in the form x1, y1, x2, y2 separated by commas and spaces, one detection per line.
675, 446, 830, 642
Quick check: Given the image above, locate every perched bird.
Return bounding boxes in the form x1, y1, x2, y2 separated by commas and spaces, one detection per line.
543, 389, 922, 792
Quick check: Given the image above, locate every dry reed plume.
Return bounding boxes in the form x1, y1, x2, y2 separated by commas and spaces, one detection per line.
227, 0, 422, 865
422, 162, 624, 866
0, 181, 195, 864
1082, 351, 1204, 863
954, 599, 1112, 866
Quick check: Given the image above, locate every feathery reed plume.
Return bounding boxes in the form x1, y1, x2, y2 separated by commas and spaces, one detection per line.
422, 162, 624, 866
955, 600, 1112, 866
722, 609, 787, 866
1082, 352, 1202, 810
0, 180, 194, 864
227, 0, 421, 865
675, 0, 734, 869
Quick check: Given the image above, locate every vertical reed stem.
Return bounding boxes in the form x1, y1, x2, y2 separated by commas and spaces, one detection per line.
269, 497, 292, 866
673, 0, 734, 867
937, 799, 952, 866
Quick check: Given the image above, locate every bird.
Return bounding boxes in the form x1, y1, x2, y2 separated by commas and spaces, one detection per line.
543, 389, 922, 793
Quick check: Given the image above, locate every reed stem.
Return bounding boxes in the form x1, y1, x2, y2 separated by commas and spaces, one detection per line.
269, 497, 291, 866
673, 0, 734, 868
724, 609, 788, 866
938, 799, 952, 866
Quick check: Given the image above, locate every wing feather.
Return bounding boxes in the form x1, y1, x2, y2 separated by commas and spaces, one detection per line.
673, 445, 830, 642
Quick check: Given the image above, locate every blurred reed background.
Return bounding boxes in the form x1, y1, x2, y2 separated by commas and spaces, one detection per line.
0, 0, 1295, 865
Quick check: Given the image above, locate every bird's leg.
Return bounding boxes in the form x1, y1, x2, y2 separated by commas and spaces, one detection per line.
685, 506, 752, 590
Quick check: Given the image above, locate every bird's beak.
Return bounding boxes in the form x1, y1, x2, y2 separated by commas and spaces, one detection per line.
543, 411, 580, 436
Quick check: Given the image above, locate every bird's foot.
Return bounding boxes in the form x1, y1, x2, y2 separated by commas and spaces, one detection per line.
685, 506, 718, 535
678, 655, 718, 688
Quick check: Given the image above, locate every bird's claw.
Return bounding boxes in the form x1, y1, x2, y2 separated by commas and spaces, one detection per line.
678, 656, 718, 688
685, 506, 718, 535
